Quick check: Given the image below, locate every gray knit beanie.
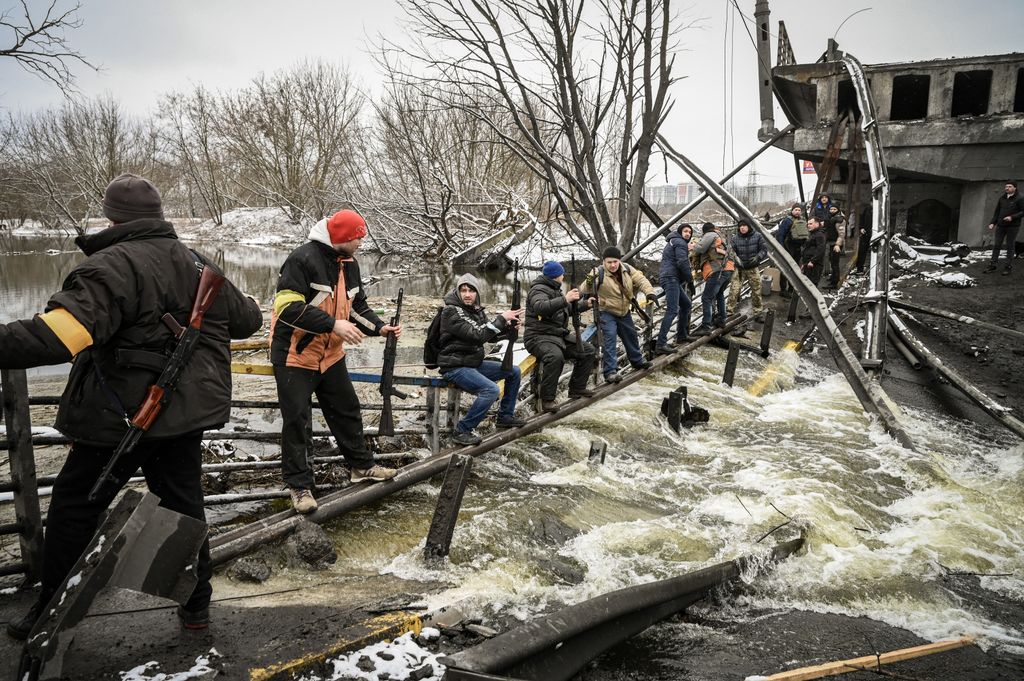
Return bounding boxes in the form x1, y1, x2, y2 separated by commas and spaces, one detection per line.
102, 173, 163, 223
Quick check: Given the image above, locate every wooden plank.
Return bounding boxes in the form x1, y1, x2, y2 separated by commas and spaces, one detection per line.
761, 635, 978, 680
229, 362, 452, 387
1, 369, 44, 582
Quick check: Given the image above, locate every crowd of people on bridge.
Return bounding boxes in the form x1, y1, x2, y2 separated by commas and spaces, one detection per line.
3, 169, 1016, 644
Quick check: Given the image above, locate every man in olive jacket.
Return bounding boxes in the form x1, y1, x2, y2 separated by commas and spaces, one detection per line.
0, 174, 263, 639
524, 261, 596, 412
581, 246, 655, 383
270, 210, 401, 515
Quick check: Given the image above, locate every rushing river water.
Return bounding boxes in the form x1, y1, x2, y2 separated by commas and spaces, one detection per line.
4, 233, 1023, 677
310, 344, 1024, 673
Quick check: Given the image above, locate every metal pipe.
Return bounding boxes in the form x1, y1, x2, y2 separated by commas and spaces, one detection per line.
622, 125, 795, 261
209, 316, 750, 566
441, 537, 803, 681
888, 308, 1024, 439
889, 299, 1024, 342
886, 327, 922, 370
653, 133, 916, 451
841, 54, 892, 371
754, 0, 777, 140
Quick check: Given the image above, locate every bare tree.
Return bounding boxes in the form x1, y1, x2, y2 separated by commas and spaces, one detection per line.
0, 0, 97, 94
354, 80, 539, 255
386, 0, 681, 254
160, 87, 230, 224
213, 60, 365, 225
14, 95, 158, 233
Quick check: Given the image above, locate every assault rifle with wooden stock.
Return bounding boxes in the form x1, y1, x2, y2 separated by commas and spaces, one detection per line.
378, 288, 408, 437
88, 264, 225, 502
501, 259, 521, 371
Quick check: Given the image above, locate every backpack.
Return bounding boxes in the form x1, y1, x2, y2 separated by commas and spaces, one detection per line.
423, 306, 445, 369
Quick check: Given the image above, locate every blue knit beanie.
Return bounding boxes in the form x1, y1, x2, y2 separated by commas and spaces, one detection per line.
543, 261, 565, 278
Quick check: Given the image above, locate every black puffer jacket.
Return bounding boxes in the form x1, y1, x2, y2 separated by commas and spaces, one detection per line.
524, 275, 573, 349
437, 274, 509, 370
800, 228, 827, 269
0, 219, 263, 446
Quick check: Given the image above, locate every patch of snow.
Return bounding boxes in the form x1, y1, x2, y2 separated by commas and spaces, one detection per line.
85, 535, 106, 562
178, 207, 304, 246
922, 271, 975, 288
308, 630, 445, 681
1, 586, 18, 595
119, 649, 220, 680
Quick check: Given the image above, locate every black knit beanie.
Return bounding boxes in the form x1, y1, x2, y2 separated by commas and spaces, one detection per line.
702, 222, 716, 234
102, 173, 163, 223
602, 246, 623, 260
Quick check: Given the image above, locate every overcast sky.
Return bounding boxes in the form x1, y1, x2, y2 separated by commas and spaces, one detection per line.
2, 0, 1021, 191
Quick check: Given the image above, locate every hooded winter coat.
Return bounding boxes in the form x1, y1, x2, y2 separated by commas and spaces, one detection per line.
437, 273, 510, 369
659, 231, 693, 282
0, 219, 263, 446
524, 275, 577, 349
270, 218, 384, 370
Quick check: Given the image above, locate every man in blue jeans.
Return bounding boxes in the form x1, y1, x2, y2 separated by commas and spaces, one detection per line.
655, 223, 693, 354
693, 222, 735, 335
581, 247, 655, 383
437, 273, 527, 445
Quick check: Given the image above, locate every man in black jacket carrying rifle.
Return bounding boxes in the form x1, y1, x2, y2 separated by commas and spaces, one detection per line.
0, 174, 263, 638
525, 261, 596, 413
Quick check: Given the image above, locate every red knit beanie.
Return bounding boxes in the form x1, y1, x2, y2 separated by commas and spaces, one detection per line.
326, 210, 368, 244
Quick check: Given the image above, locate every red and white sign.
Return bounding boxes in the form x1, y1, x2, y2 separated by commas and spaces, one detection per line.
802, 160, 817, 175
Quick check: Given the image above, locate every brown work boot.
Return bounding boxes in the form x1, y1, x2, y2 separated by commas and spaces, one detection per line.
568, 388, 595, 399
288, 487, 318, 514
541, 399, 560, 413
350, 465, 398, 483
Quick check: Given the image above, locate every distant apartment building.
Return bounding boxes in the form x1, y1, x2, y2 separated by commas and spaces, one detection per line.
644, 181, 795, 206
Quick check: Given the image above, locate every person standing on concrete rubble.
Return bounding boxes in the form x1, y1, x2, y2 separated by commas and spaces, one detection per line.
271, 210, 401, 516
581, 247, 654, 383
437, 274, 526, 445
775, 204, 808, 297
800, 216, 827, 287
0, 174, 263, 638
985, 181, 1024, 275
727, 219, 767, 323
655, 224, 694, 354
693, 223, 735, 336
524, 261, 597, 412
824, 204, 846, 289
811, 193, 834, 223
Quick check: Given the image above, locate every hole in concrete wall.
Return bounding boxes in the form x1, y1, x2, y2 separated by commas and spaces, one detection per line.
1014, 68, 1024, 113
890, 74, 929, 120
837, 79, 861, 119
907, 198, 955, 245
951, 70, 992, 117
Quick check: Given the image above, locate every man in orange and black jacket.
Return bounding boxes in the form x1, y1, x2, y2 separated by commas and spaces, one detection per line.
270, 210, 401, 515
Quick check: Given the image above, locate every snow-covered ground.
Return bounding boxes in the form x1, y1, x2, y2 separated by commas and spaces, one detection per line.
298, 629, 445, 681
